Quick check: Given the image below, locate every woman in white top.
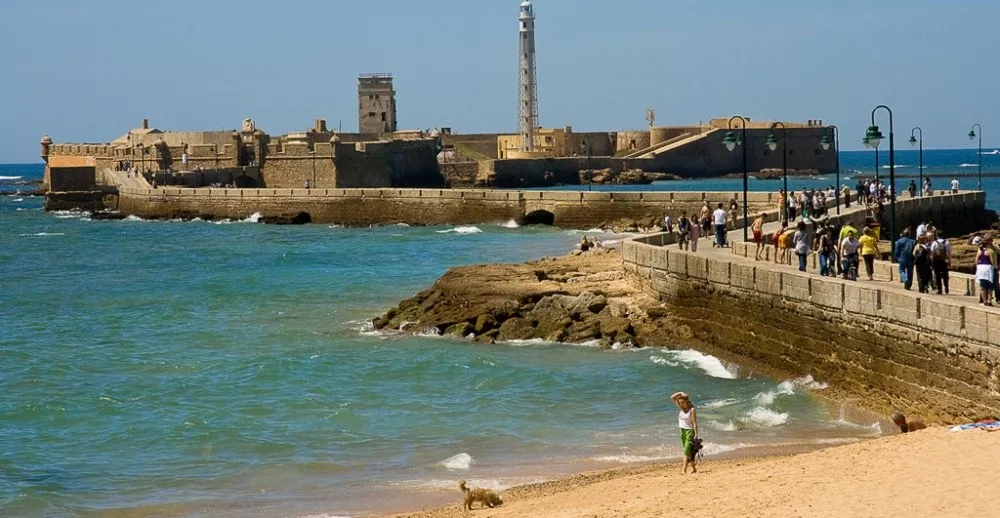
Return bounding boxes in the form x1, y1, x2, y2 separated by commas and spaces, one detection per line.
671, 391, 699, 474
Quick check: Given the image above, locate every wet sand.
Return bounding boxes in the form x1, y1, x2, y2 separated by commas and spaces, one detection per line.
386, 427, 1000, 518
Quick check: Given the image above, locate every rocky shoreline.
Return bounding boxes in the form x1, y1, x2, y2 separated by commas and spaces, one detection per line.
371, 248, 675, 348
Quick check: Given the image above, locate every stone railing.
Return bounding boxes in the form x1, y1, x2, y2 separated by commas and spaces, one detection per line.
620, 191, 998, 421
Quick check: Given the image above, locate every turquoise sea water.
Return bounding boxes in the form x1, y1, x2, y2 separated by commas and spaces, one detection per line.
2, 153, 989, 517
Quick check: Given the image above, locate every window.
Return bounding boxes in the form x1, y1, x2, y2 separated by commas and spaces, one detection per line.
381, 112, 386, 122
375, 94, 380, 100
369, 112, 376, 117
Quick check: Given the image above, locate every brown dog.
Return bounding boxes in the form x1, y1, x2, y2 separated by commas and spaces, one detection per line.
459, 480, 504, 510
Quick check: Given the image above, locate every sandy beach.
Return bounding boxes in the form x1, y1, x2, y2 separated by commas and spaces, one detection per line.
389, 427, 1000, 518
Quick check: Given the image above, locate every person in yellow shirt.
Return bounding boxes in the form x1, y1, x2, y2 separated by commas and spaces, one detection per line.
858, 227, 881, 281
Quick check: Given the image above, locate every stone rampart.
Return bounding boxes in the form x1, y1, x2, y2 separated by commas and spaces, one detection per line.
622, 192, 1000, 422
116, 188, 782, 228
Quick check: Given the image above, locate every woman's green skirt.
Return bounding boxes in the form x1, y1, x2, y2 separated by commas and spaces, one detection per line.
680, 428, 695, 460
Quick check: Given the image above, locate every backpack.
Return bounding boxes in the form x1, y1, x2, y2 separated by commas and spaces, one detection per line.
933, 239, 948, 260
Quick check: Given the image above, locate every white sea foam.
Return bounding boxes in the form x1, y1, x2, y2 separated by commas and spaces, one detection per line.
11, 197, 24, 202
791, 374, 829, 390
0, 175, 22, 180
701, 442, 739, 455
668, 349, 738, 379
20, 232, 65, 237
124, 215, 145, 222
701, 398, 739, 409
593, 453, 674, 463
745, 406, 789, 427
395, 222, 410, 227
297, 514, 353, 518
959, 163, 978, 168
440, 452, 474, 470
437, 225, 483, 235
415, 326, 441, 337
881, 164, 908, 169
649, 355, 679, 367
709, 419, 738, 432
500, 219, 519, 228
980, 149, 1000, 155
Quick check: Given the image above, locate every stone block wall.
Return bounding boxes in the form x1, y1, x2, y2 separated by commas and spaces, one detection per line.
622, 192, 999, 422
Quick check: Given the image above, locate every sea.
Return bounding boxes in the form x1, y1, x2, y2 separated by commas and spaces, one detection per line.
1, 148, 997, 518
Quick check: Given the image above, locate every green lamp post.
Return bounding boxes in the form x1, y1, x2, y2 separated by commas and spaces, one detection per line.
908, 127, 923, 196
722, 115, 750, 242
969, 124, 982, 190
766, 122, 788, 225
820, 128, 840, 214
864, 105, 896, 253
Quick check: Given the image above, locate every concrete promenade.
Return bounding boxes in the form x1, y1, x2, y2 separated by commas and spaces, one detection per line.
622, 191, 1000, 421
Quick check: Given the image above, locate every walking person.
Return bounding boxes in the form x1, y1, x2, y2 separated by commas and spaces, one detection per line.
930, 232, 952, 294
841, 230, 860, 281
771, 223, 787, 264
712, 203, 728, 248
984, 236, 1000, 304
818, 227, 836, 277
842, 184, 851, 208
677, 212, 690, 251
663, 213, 674, 234
894, 228, 917, 290
975, 240, 995, 306
671, 392, 699, 475
793, 221, 811, 272
859, 227, 880, 281
699, 202, 711, 242
913, 236, 933, 293
752, 213, 766, 261
787, 191, 798, 222
688, 215, 700, 252
950, 177, 960, 194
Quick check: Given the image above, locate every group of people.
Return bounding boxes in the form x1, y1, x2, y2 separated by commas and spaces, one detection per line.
776, 188, 832, 223
578, 236, 603, 252
662, 199, 735, 251
750, 211, 992, 300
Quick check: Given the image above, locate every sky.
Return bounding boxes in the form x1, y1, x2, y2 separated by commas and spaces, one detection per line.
1, 0, 997, 163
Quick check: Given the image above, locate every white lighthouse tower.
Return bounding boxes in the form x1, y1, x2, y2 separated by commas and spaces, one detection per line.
518, 1, 538, 152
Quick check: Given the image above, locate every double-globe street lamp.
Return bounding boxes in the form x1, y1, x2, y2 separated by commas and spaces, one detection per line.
908, 127, 924, 196
765, 122, 789, 225
722, 115, 750, 242
969, 123, 983, 190
864, 105, 896, 257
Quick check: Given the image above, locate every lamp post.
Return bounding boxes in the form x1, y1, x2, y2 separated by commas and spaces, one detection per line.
863, 137, 880, 183
969, 124, 982, 190
766, 122, 789, 225
908, 127, 923, 197
722, 115, 749, 241
864, 105, 896, 255
579, 141, 592, 191
820, 126, 840, 214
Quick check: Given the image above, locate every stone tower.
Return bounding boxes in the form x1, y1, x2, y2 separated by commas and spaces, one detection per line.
358, 74, 397, 134
518, 1, 538, 152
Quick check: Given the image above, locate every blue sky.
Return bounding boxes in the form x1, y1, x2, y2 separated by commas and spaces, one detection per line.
1, 0, 997, 162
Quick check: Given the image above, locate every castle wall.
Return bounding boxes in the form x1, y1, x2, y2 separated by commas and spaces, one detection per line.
116, 188, 785, 228
616, 131, 651, 154
621, 192, 1000, 422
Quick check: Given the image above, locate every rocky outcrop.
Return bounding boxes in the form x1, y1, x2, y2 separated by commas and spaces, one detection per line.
371, 249, 672, 348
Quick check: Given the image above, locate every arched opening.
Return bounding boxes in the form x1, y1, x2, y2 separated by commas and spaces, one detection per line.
521, 209, 555, 226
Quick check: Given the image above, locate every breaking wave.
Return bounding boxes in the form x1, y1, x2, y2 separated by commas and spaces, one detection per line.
436, 226, 483, 235
0, 175, 23, 180
439, 452, 474, 470
745, 406, 790, 427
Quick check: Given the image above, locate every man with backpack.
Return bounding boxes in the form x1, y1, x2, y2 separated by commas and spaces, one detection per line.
929, 232, 952, 295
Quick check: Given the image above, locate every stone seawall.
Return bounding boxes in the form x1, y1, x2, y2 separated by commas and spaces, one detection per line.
116, 187, 784, 228
621, 192, 1000, 422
